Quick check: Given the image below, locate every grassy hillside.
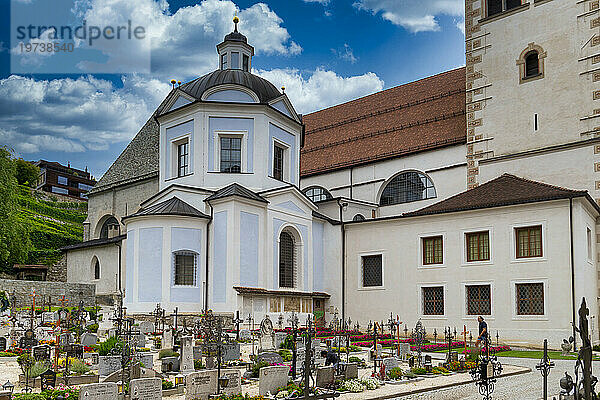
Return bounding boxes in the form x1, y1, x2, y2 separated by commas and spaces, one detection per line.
16, 185, 87, 265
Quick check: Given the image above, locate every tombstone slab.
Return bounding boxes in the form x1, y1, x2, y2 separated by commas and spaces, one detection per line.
162, 329, 173, 349
220, 369, 242, 396
383, 357, 399, 376
185, 369, 218, 400
259, 365, 289, 396
256, 351, 284, 365
161, 356, 179, 373
98, 355, 122, 376
130, 377, 161, 400
316, 366, 335, 388
138, 353, 154, 369
222, 342, 241, 361
180, 336, 194, 374
78, 382, 118, 400
344, 363, 358, 380
81, 333, 98, 347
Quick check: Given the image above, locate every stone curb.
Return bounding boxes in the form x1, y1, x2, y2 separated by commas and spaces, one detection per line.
358, 366, 533, 400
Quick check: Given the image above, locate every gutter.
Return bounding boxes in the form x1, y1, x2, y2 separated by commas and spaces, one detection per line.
337, 199, 348, 324
569, 198, 577, 351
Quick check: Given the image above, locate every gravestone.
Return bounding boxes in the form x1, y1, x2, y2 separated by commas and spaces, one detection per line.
185, 369, 218, 400
0, 337, 6, 351
19, 329, 38, 349
258, 315, 275, 352
138, 353, 154, 369
78, 382, 118, 400
84, 352, 100, 365
162, 329, 173, 349
220, 369, 242, 396
60, 332, 75, 346
275, 332, 287, 349
65, 344, 84, 359
222, 342, 241, 361
239, 329, 252, 341
42, 312, 57, 324
161, 356, 179, 373
134, 333, 146, 347
400, 342, 411, 360
193, 346, 202, 361
98, 355, 122, 376
368, 344, 382, 362
32, 345, 51, 362
180, 336, 194, 374
259, 365, 289, 396
81, 333, 98, 347
383, 357, 399, 375
256, 351, 284, 365
316, 366, 335, 388
138, 321, 154, 335
344, 363, 358, 380
40, 369, 57, 391
130, 377, 162, 400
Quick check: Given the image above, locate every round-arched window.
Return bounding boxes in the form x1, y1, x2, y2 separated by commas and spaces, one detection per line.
525, 51, 539, 78
100, 216, 120, 239
92, 257, 100, 280
353, 214, 366, 222
279, 231, 295, 288
380, 171, 436, 206
303, 186, 332, 203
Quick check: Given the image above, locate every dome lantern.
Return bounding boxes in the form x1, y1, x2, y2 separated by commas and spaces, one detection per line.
217, 16, 254, 72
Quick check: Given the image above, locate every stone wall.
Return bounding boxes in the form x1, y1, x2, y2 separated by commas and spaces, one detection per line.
0, 279, 96, 308
47, 253, 67, 282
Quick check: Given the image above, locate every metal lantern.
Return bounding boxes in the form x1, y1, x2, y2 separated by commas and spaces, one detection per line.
174, 374, 185, 387
117, 381, 124, 394
218, 375, 230, 389
2, 380, 14, 394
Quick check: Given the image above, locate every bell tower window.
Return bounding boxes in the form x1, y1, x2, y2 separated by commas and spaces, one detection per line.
486, 0, 522, 17
243, 55, 249, 72
231, 52, 240, 69
221, 53, 228, 70
517, 44, 546, 84
525, 51, 539, 78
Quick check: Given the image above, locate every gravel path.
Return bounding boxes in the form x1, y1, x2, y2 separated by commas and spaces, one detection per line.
399, 357, 600, 400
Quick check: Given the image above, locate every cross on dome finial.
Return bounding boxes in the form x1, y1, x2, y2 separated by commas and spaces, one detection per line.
233, 14, 239, 32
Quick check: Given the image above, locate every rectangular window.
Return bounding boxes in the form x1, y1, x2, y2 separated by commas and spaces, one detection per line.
588, 228, 593, 260
423, 236, 443, 265
177, 141, 189, 177
78, 183, 94, 191
273, 144, 285, 181
231, 52, 240, 69
516, 283, 544, 315
466, 285, 491, 315
220, 137, 242, 173
221, 53, 227, 69
270, 297, 281, 312
243, 54, 249, 72
516, 226, 542, 258
174, 253, 196, 286
487, 0, 521, 17
51, 186, 69, 195
57, 176, 68, 185
362, 255, 382, 287
422, 286, 444, 315
466, 231, 490, 262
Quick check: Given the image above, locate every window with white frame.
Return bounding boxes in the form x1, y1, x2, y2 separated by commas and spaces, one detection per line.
220, 136, 242, 173
516, 283, 544, 315
221, 53, 227, 69
273, 143, 285, 181
57, 175, 68, 185
466, 284, 491, 315
177, 140, 189, 177
422, 286, 444, 315
587, 228, 593, 261
173, 251, 197, 286
303, 186, 332, 203
422, 236, 443, 265
361, 254, 382, 287
466, 231, 490, 262
516, 225, 542, 258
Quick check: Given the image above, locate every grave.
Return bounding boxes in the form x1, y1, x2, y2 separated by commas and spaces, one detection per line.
64, 344, 84, 359
32, 345, 51, 362
185, 369, 218, 400
78, 382, 118, 400
400, 342, 411, 360
344, 363, 358, 380
60, 332, 75, 346
222, 342, 241, 361
130, 377, 162, 400
368, 343, 382, 362
161, 356, 179, 373
316, 366, 335, 388
180, 336, 194, 373
19, 329, 38, 349
42, 312, 57, 324
239, 329, 252, 341
383, 357, 399, 375
258, 315, 275, 352
0, 337, 6, 351
275, 332, 287, 349
193, 346, 202, 361
256, 351, 284, 365
138, 321, 154, 335
81, 333, 98, 347
259, 365, 289, 396
40, 369, 57, 391
83, 352, 100, 365
162, 329, 173, 349
98, 355, 122, 376
220, 369, 242, 396
138, 353, 154, 369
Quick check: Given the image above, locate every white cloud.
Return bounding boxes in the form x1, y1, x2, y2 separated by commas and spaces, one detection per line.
255, 68, 384, 114
331, 44, 357, 64
303, 0, 330, 4
354, 0, 464, 33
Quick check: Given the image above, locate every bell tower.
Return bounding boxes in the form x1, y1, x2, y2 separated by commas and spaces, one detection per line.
217, 16, 255, 72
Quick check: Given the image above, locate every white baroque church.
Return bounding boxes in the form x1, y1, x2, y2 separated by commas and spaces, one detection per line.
64, 1, 600, 347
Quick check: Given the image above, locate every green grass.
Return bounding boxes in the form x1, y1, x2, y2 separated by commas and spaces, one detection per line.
496, 350, 600, 361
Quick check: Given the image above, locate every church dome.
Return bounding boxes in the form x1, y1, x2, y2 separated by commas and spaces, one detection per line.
223, 30, 247, 44
179, 69, 282, 103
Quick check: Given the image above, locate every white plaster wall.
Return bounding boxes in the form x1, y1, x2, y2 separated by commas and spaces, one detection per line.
66, 244, 123, 296
344, 199, 598, 347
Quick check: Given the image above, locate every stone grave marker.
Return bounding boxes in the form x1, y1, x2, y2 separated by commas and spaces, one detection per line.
316, 366, 335, 388
256, 351, 284, 365
162, 329, 173, 349
0, 337, 6, 351
193, 346, 202, 361
32, 345, 51, 362
239, 329, 252, 341
84, 352, 99, 365
259, 365, 289, 396
78, 382, 118, 400
400, 342, 411, 360
368, 343, 382, 362
65, 343, 84, 359
223, 342, 241, 361
161, 356, 179, 373
19, 329, 38, 349
138, 321, 154, 335
41, 312, 57, 324
275, 332, 287, 349
258, 315, 275, 352
40, 369, 57, 391
180, 335, 194, 373
98, 355, 121, 376
81, 333, 98, 347
220, 369, 242, 396
130, 377, 162, 400
382, 357, 399, 376
138, 353, 154, 369
60, 332, 75, 346
185, 369, 218, 400
344, 363, 358, 380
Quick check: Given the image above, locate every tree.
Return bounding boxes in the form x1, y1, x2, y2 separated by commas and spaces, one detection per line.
14, 158, 40, 187
0, 147, 31, 271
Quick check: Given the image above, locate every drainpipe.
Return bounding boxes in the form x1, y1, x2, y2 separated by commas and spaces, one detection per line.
115, 242, 122, 299
337, 200, 347, 324
205, 203, 213, 313
570, 197, 577, 351
349, 168, 354, 200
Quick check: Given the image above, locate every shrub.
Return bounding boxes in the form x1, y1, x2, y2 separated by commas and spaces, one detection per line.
29, 361, 50, 378
339, 379, 365, 393
12, 394, 45, 400
281, 334, 295, 350
86, 324, 98, 333
278, 349, 292, 362
251, 361, 270, 378
70, 358, 91, 375
162, 379, 174, 390
388, 367, 403, 380
95, 336, 123, 356
159, 349, 179, 359
411, 367, 428, 375
194, 359, 204, 370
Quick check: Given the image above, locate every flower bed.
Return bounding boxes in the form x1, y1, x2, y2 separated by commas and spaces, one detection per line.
353, 338, 417, 347
462, 345, 511, 355
412, 341, 465, 352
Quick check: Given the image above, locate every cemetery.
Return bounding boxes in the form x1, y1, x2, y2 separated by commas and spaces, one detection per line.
9, 287, 598, 399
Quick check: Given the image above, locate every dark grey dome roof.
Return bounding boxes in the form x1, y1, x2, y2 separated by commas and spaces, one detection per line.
179, 69, 281, 103
224, 31, 247, 43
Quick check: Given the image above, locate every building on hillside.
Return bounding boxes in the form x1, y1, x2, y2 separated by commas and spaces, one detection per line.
63, 4, 600, 347
35, 160, 96, 200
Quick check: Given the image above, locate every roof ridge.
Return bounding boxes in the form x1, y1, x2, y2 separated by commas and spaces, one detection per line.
498, 173, 586, 194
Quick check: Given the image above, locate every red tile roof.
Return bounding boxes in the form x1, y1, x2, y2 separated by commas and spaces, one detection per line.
406, 174, 593, 217
300, 67, 466, 177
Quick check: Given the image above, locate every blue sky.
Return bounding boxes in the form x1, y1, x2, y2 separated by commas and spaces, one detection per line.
0, 0, 465, 179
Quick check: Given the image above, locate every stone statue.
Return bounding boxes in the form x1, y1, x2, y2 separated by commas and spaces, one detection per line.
574, 298, 595, 399
259, 315, 275, 352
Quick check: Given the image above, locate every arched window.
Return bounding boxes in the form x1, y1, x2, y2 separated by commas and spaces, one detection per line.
279, 231, 295, 288
353, 214, 366, 222
525, 51, 539, 78
91, 256, 100, 280
380, 171, 436, 206
303, 186, 332, 203
100, 216, 120, 239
